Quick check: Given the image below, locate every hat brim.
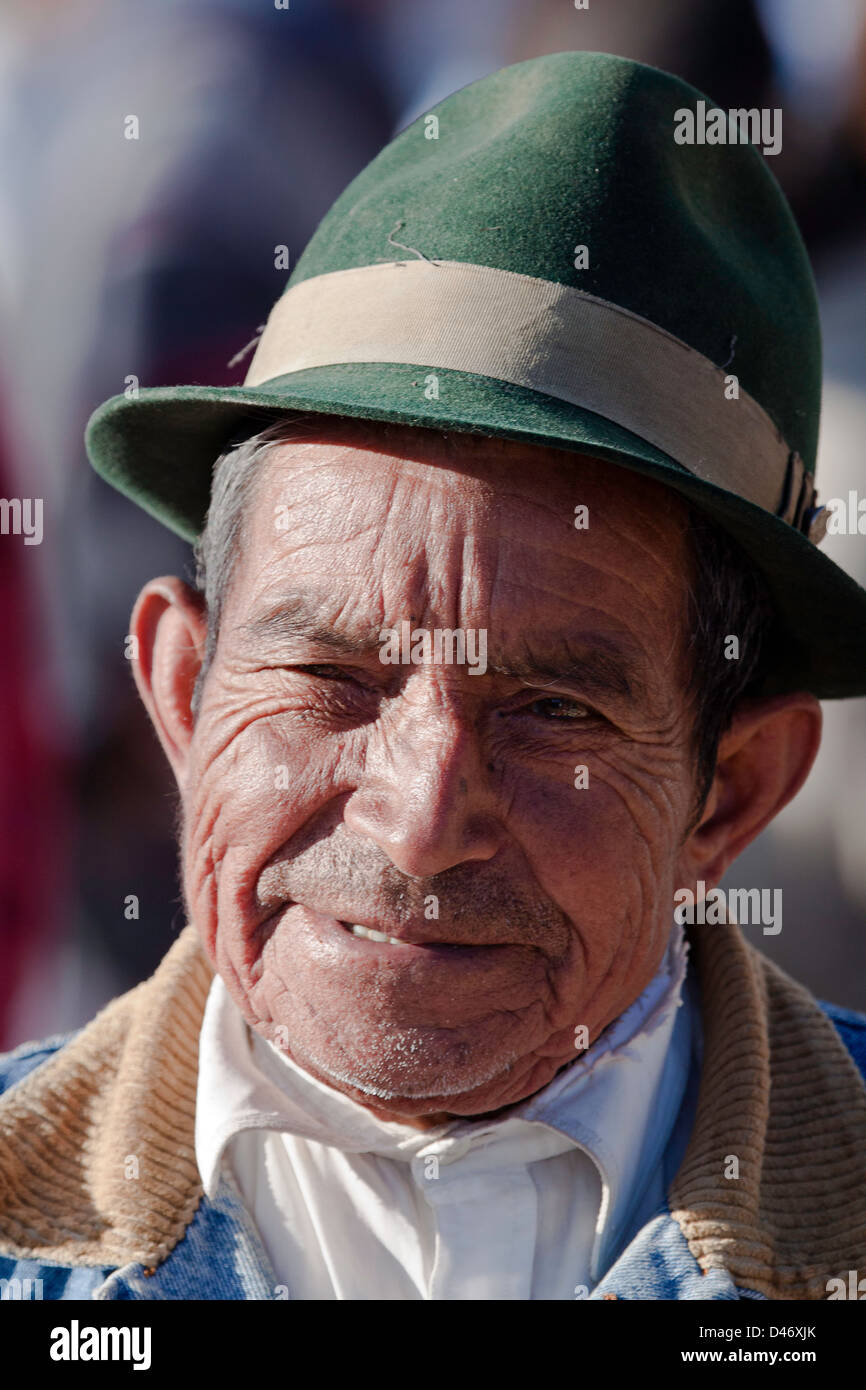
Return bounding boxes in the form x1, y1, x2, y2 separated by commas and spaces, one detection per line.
85, 362, 866, 699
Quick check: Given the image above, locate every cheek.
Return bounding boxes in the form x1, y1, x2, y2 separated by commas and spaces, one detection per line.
182, 707, 343, 959
496, 737, 692, 984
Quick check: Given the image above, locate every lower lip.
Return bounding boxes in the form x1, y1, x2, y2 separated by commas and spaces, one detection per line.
288, 904, 505, 965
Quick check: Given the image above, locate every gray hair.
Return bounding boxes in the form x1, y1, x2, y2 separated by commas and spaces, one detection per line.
191, 416, 304, 712
191, 416, 774, 819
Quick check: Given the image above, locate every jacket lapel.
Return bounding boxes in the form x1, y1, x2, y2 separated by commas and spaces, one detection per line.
0, 926, 210, 1272
670, 921, 866, 1298
93, 1173, 279, 1301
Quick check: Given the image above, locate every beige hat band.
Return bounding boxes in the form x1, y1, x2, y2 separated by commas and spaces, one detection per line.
244, 259, 816, 531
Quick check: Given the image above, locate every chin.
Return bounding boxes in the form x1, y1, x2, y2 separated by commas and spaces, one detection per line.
280, 1023, 524, 1113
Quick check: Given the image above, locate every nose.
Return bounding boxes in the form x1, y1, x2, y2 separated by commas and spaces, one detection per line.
343, 674, 504, 879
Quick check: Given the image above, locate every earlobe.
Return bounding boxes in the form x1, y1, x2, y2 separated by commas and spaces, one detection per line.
678, 692, 822, 890
128, 576, 208, 787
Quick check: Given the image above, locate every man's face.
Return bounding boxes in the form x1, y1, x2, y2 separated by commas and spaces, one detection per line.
181, 427, 701, 1121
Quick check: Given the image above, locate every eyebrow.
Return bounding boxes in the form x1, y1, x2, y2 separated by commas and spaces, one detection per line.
237, 598, 385, 656
487, 640, 645, 703
236, 597, 647, 704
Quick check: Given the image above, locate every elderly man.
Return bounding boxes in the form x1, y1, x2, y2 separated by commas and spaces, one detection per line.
2, 51, 866, 1303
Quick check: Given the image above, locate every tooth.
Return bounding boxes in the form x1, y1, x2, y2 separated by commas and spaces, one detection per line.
349, 924, 407, 945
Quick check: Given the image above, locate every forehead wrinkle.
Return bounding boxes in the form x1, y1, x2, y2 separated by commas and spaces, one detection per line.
234, 447, 686, 695
485, 535, 690, 653
424, 517, 491, 634
483, 566, 663, 648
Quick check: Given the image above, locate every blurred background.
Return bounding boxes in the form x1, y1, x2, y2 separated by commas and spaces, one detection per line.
1, 0, 865, 1048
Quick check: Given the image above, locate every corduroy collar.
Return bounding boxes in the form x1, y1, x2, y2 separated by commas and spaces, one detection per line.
1, 921, 864, 1298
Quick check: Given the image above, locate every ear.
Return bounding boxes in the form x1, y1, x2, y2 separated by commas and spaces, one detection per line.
677, 691, 822, 889
128, 576, 208, 790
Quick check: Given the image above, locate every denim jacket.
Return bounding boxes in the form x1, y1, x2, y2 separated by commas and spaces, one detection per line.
1, 923, 865, 1301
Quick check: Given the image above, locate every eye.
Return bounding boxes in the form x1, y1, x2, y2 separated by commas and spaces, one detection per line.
524, 696, 591, 721
295, 664, 354, 681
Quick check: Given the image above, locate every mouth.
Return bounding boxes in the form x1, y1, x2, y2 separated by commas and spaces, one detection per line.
271, 903, 522, 977
263, 901, 508, 963
337, 920, 470, 950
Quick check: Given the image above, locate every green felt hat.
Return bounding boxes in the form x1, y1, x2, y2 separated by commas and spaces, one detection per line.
85, 49, 866, 697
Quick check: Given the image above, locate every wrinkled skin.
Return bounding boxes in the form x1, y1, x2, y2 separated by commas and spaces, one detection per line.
131, 423, 821, 1127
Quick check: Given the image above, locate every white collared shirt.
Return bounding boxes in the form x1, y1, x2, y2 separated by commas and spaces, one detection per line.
195, 922, 697, 1300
